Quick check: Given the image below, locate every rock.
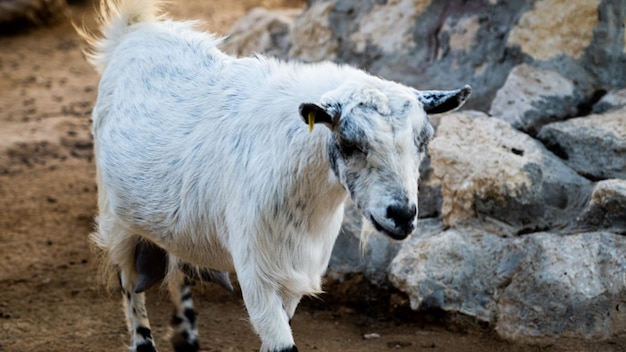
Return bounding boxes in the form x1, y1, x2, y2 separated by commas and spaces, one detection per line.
388, 228, 506, 323
488, 64, 584, 135
348, 0, 431, 56
537, 108, 626, 180
506, 0, 600, 61
496, 231, 626, 342
389, 228, 626, 341
592, 89, 626, 114
362, 332, 380, 340
577, 179, 626, 233
417, 154, 442, 219
287, 1, 339, 62
219, 7, 301, 58
428, 111, 592, 234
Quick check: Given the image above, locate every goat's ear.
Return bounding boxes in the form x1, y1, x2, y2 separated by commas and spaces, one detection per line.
299, 103, 336, 132
416, 84, 472, 114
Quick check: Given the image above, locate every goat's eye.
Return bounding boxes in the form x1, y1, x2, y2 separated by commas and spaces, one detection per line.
339, 139, 366, 157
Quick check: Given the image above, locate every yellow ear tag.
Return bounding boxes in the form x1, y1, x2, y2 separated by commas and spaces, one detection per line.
308, 111, 316, 133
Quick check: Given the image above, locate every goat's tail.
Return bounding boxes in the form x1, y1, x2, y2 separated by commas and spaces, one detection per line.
76, 0, 165, 73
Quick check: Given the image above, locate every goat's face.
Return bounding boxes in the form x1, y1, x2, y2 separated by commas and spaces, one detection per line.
300, 82, 471, 240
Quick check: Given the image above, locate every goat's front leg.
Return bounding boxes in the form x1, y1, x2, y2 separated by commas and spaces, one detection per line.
235, 263, 298, 352
282, 293, 302, 325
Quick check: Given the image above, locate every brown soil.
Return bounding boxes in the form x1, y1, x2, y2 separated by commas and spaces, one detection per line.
0, 1, 622, 351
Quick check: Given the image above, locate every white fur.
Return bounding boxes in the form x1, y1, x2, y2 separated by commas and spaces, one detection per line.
84, 1, 470, 350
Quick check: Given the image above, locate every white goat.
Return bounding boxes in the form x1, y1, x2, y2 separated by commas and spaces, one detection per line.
81, 1, 471, 351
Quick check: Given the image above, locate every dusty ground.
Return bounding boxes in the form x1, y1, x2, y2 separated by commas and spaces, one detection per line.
0, 1, 624, 351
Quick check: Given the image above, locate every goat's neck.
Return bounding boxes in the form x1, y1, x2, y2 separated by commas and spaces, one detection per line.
283, 130, 347, 231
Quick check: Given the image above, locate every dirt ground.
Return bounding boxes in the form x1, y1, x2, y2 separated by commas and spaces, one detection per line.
0, 1, 624, 351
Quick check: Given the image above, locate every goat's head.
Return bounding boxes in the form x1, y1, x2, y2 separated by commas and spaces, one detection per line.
300, 80, 471, 240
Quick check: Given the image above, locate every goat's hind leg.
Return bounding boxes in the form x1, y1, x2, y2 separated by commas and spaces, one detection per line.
118, 264, 158, 352
168, 270, 200, 352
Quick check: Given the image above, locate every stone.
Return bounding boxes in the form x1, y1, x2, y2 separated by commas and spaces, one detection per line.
417, 154, 442, 219
219, 7, 301, 58
592, 89, 626, 114
287, 1, 338, 62
537, 108, 626, 180
428, 111, 592, 234
388, 227, 507, 323
577, 179, 626, 233
495, 231, 626, 342
389, 228, 626, 341
488, 64, 583, 135
349, 0, 431, 56
507, 0, 600, 61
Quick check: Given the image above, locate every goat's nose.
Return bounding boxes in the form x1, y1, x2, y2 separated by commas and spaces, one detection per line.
386, 203, 417, 226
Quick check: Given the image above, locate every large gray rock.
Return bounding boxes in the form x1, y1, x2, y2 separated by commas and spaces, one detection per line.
488, 64, 585, 135
287, 1, 339, 62
388, 228, 507, 323
537, 108, 626, 180
592, 89, 626, 114
220, 7, 300, 57
389, 229, 626, 342
417, 154, 442, 219
495, 231, 626, 342
577, 179, 626, 233
428, 111, 592, 234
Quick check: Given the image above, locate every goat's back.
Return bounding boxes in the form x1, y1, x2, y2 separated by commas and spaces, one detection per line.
92, 16, 354, 268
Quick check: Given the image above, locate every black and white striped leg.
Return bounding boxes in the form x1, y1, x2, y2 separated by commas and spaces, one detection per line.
275, 347, 299, 352
119, 271, 158, 352
169, 276, 199, 352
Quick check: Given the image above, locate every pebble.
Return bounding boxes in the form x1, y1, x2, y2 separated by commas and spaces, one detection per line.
363, 332, 381, 340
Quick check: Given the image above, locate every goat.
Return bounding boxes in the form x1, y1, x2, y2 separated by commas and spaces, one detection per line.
81, 0, 471, 351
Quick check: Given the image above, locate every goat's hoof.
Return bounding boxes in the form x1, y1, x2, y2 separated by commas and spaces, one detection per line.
275, 346, 298, 352
135, 342, 158, 352
171, 333, 199, 352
